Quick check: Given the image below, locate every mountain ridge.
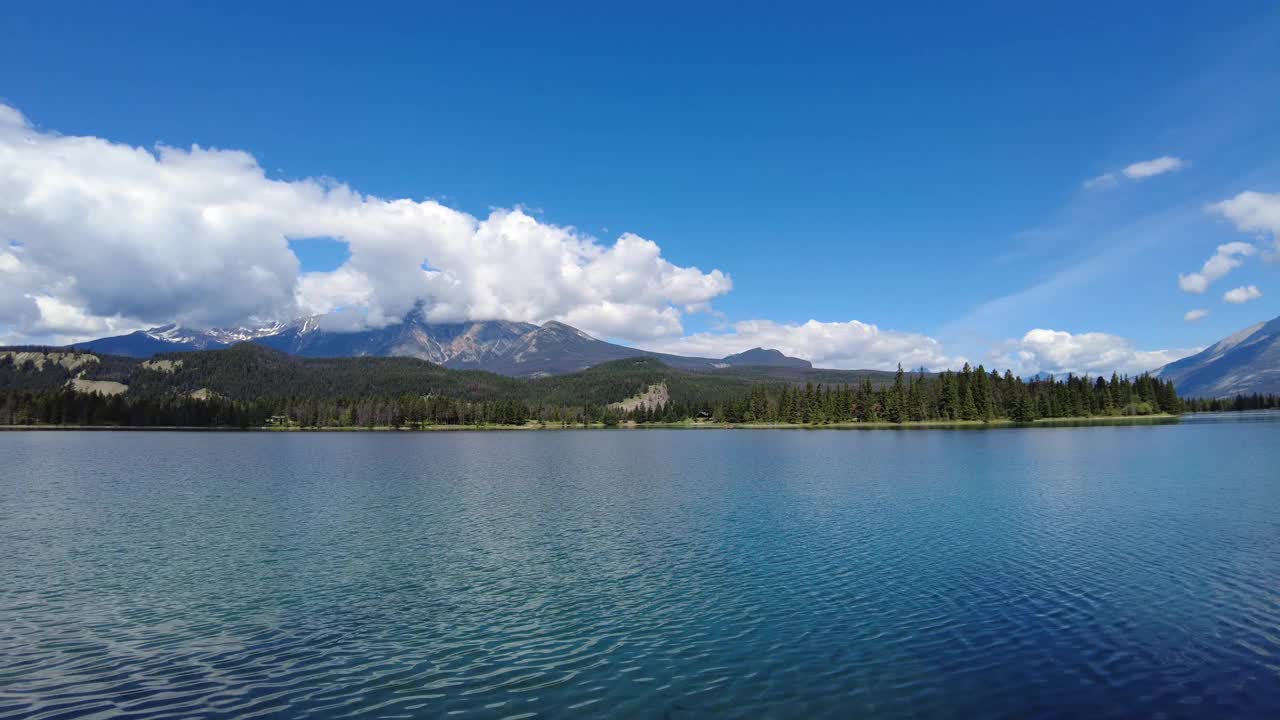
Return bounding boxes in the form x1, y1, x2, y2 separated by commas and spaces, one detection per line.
1156, 315, 1280, 398
72, 314, 814, 378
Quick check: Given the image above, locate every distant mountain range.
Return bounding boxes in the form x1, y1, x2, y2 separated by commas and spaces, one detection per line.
1156, 315, 1280, 398
73, 314, 814, 378
73, 322, 292, 357
72, 312, 1280, 395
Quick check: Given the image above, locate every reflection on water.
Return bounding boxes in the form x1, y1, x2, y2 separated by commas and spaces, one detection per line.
1, 413, 1278, 718
1180, 408, 1280, 425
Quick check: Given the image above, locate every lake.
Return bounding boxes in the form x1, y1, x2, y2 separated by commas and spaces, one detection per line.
2, 414, 1278, 718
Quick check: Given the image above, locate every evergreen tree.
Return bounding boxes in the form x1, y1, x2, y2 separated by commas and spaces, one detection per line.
973, 365, 995, 421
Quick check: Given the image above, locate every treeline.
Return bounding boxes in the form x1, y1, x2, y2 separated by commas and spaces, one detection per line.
0, 388, 537, 428
621, 365, 1183, 424
1183, 393, 1280, 413
0, 387, 728, 429
0, 389, 269, 428
0, 345, 1187, 428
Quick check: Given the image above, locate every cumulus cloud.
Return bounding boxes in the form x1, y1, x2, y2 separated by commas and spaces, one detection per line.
0, 104, 731, 343
1211, 191, 1280, 233
1183, 309, 1209, 322
1177, 241, 1256, 293
1211, 190, 1280, 261
646, 319, 963, 371
1223, 285, 1262, 304
1122, 156, 1185, 180
2, 101, 1212, 382
991, 329, 1199, 377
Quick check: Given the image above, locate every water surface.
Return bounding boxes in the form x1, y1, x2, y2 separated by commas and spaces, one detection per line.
2, 414, 1278, 718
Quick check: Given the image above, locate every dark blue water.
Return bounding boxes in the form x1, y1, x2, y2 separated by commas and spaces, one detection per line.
2, 414, 1278, 718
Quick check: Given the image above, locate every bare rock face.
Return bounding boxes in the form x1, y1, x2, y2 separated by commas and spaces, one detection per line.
0, 350, 99, 373
610, 383, 671, 412
68, 378, 127, 396
141, 359, 182, 373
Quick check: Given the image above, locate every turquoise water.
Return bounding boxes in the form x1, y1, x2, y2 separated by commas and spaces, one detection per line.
1, 414, 1278, 718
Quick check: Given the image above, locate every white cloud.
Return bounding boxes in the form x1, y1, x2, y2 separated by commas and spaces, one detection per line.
1183, 308, 1209, 322
1223, 285, 1262, 304
1210, 191, 1280, 234
647, 319, 963, 371
1210, 190, 1280, 261
1122, 156, 1185, 180
27, 295, 115, 336
1082, 173, 1117, 190
991, 329, 1200, 377
1083, 156, 1185, 190
560, 303, 685, 341
0, 103, 731, 344
1177, 241, 1256, 293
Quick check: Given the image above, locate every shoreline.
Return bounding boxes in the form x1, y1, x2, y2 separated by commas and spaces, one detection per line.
0, 414, 1182, 432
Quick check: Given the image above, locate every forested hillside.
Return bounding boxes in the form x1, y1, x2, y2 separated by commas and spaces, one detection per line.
1, 344, 1182, 428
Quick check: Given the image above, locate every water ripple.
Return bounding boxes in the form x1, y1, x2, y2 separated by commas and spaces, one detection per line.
2, 418, 1280, 717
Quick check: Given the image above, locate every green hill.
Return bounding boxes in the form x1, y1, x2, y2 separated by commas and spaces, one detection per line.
1, 343, 1187, 428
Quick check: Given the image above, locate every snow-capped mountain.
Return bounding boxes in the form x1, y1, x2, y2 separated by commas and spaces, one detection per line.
141, 324, 227, 347
72, 313, 813, 377
133, 322, 300, 346
202, 321, 298, 344
1155, 315, 1280, 398
78, 320, 312, 357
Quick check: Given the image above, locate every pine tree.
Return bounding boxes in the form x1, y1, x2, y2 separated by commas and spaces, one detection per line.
960, 383, 978, 421
884, 365, 905, 423
941, 371, 960, 420
857, 377, 879, 422
974, 365, 995, 421
907, 376, 927, 422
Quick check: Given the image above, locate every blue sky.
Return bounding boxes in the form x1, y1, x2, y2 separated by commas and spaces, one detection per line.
2, 2, 1278, 373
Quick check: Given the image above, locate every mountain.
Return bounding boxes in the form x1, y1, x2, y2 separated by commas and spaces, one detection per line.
75, 324, 229, 356
1, 343, 759, 409
75, 322, 290, 356
71, 314, 813, 378
721, 347, 812, 369
1156, 315, 1280, 398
